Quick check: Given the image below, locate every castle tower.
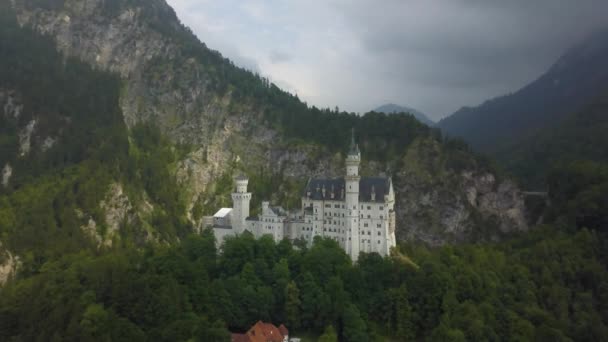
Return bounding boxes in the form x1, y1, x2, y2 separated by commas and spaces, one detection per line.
345, 128, 361, 261
231, 175, 252, 234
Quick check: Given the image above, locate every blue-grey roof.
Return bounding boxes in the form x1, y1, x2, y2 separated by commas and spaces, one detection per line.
270, 206, 287, 216
304, 177, 389, 202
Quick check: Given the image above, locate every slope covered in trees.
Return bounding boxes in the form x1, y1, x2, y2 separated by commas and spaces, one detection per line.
374, 103, 435, 126
1, 220, 607, 341
438, 30, 608, 153
496, 88, 608, 189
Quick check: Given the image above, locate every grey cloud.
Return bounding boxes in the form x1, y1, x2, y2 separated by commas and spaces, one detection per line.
168, 0, 608, 120
335, 0, 608, 117
269, 50, 293, 64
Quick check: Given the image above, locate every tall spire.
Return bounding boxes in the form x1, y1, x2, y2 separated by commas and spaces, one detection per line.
349, 127, 360, 155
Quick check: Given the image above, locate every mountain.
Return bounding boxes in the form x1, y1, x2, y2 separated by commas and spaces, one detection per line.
438, 30, 608, 153
496, 87, 608, 189
0, 0, 527, 256
374, 103, 435, 126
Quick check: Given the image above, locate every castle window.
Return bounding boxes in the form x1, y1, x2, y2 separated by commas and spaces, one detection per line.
364, 223, 368, 227
380, 215, 384, 219
378, 232, 381, 236
367, 215, 371, 219
380, 206, 384, 210
334, 204, 340, 208
377, 224, 381, 228
378, 240, 381, 244
325, 204, 331, 208
368, 231, 371, 235
367, 206, 371, 210
360, 214, 363, 218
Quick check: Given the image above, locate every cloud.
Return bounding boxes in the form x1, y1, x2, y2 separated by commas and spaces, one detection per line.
166, 0, 608, 120
269, 50, 292, 64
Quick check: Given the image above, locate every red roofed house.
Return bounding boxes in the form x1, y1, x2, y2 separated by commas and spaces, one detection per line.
231, 321, 289, 342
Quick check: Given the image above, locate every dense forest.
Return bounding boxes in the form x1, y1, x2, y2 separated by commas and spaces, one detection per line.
496, 89, 608, 189
2, 193, 607, 341
1, 2, 608, 341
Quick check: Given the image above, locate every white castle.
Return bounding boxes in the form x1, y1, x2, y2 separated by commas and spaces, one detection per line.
208, 131, 396, 261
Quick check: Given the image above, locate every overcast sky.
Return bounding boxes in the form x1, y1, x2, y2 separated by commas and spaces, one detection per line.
166, 0, 608, 120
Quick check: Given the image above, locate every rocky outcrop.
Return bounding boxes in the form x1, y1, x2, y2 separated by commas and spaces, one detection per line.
394, 138, 528, 245
0, 242, 19, 286
79, 183, 158, 247
99, 183, 133, 247
1, 90, 23, 120
2, 164, 12, 188
18, 119, 36, 157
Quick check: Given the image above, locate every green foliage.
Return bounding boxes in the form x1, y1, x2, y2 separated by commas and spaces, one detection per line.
546, 160, 608, 232
0, 10, 191, 269
497, 88, 608, 189
318, 325, 338, 342
2, 227, 607, 340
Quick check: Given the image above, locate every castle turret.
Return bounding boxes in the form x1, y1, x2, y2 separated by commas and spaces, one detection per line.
345, 128, 361, 261
231, 175, 252, 234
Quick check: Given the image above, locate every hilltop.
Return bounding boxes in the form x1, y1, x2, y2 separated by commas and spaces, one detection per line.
374, 104, 435, 126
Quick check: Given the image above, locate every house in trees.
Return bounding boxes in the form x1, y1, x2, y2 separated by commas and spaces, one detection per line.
231, 321, 289, 342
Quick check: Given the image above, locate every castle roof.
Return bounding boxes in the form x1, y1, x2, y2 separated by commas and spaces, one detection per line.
270, 206, 287, 216
213, 208, 233, 218
304, 177, 390, 203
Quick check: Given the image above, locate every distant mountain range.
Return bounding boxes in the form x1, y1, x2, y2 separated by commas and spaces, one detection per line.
438, 30, 608, 153
374, 103, 435, 126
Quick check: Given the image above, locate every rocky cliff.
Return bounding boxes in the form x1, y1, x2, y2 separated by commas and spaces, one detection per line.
9, 0, 528, 246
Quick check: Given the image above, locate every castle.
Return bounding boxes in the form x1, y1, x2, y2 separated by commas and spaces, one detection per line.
208, 131, 396, 261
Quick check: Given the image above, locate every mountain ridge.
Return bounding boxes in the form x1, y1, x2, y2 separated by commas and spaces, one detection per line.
438, 29, 608, 153
374, 103, 435, 126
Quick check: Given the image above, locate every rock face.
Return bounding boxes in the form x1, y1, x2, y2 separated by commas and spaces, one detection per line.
394, 138, 527, 245
11, 0, 529, 245
1, 90, 23, 120
99, 183, 134, 247
1, 164, 12, 188
0, 242, 19, 286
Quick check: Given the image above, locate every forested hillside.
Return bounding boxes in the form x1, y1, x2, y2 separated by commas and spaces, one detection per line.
2, 200, 607, 340
496, 88, 608, 188
0, 4, 193, 271
438, 30, 608, 153
374, 104, 435, 126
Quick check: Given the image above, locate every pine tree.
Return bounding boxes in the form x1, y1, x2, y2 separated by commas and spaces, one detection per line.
285, 281, 301, 330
